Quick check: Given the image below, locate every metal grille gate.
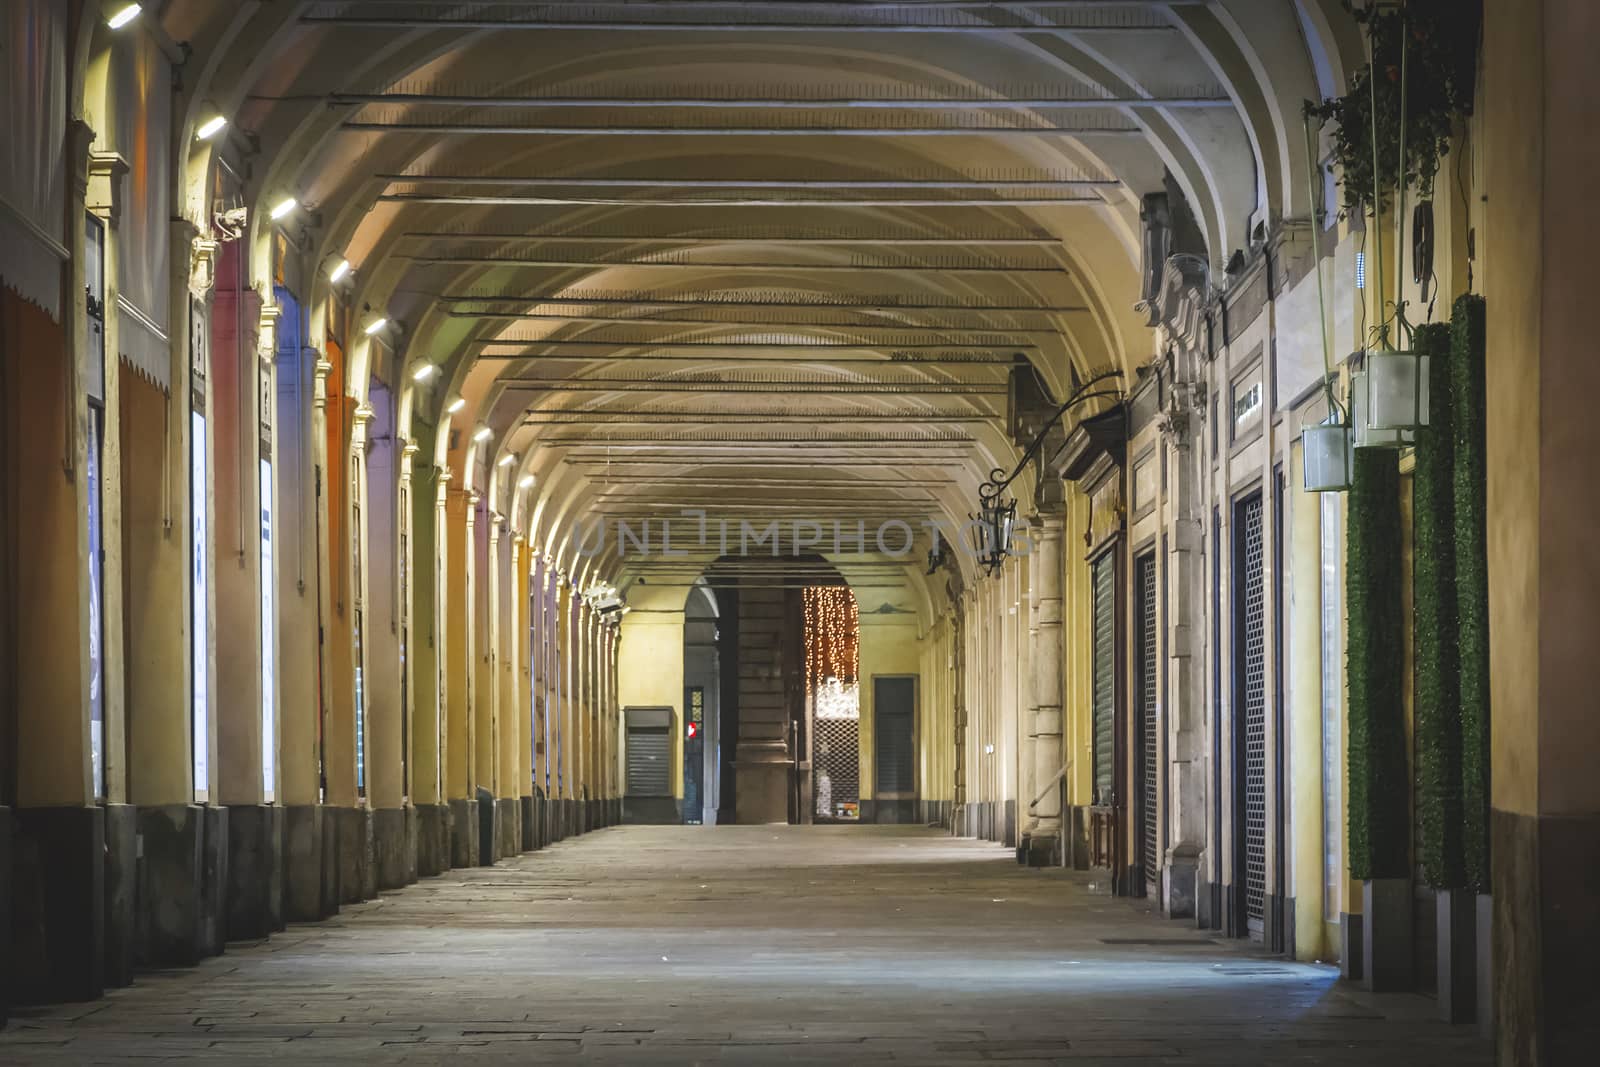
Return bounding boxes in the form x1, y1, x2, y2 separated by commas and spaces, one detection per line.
1236, 494, 1267, 937
813, 713, 861, 820
1136, 554, 1159, 895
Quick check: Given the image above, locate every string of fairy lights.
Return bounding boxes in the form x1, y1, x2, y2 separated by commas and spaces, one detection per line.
803, 586, 860, 719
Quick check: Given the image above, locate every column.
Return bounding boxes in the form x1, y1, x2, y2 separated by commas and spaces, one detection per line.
409, 456, 446, 875
443, 483, 474, 866
1022, 515, 1065, 865
472, 500, 495, 861
1482, 2, 1600, 1059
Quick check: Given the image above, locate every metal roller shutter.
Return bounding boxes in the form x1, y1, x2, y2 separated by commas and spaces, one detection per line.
626, 728, 671, 797
1092, 552, 1116, 806
1136, 553, 1160, 893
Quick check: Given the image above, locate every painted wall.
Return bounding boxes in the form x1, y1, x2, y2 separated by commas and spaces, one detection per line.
858, 611, 922, 803
617, 609, 686, 798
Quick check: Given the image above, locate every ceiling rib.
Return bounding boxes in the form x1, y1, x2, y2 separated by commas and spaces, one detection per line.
411, 256, 1063, 274
476, 355, 1017, 367
380, 193, 1103, 206
519, 412, 998, 424
402, 230, 1061, 245
302, 15, 1177, 34
343, 122, 1146, 137
531, 430, 975, 443
502, 381, 1007, 395
444, 289, 1081, 309
346, 95, 1215, 110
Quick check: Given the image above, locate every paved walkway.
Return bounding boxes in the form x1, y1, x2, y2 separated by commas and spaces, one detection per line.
0, 825, 1489, 1064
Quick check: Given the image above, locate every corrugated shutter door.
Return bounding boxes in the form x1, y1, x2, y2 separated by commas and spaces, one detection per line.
1137, 553, 1160, 890
874, 677, 916, 796
1092, 552, 1116, 805
876, 710, 914, 795
626, 728, 671, 796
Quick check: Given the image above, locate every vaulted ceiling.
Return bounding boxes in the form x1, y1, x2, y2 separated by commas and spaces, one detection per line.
159, 0, 1359, 599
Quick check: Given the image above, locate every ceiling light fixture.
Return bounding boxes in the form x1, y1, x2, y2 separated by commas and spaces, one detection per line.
328, 258, 351, 283
497, 454, 515, 468
446, 397, 466, 414
107, 4, 141, 30
518, 474, 535, 489
412, 364, 437, 383
269, 197, 297, 221
195, 114, 227, 140
363, 317, 388, 336
473, 426, 492, 443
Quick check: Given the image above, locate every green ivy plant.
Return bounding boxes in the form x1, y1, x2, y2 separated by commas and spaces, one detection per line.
1306, 0, 1481, 214
1411, 322, 1462, 889
1347, 448, 1409, 882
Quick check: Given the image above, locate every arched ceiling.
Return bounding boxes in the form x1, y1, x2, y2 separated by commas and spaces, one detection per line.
158, 0, 1356, 596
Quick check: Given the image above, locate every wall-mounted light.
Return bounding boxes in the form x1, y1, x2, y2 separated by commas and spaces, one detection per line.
195, 115, 227, 140
269, 197, 297, 221
107, 4, 141, 30
446, 397, 466, 415
328, 258, 351, 283
518, 474, 535, 490
473, 426, 492, 443
497, 454, 515, 468
363, 316, 388, 336
412, 363, 437, 383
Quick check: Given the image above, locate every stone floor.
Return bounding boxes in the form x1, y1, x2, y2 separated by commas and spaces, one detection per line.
0, 824, 1490, 1065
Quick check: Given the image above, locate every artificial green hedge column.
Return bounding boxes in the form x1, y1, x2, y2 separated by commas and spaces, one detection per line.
1412, 322, 1463, 889
1347, 447, 1409, 881
1451, 294, 1490, 891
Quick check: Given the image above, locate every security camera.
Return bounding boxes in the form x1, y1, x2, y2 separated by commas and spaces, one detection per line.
595, 595, 623, 614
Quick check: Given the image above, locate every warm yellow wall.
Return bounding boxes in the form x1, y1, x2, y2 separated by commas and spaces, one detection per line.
617, 610, 686, 797
858, 613, 922, 801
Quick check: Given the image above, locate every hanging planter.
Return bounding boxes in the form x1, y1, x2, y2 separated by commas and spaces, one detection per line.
1303, 415, 1355, 492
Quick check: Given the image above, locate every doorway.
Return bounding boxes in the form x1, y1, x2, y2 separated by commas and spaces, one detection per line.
805, 585, 861, 823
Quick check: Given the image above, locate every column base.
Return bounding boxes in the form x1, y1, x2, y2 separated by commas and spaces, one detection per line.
1476, 892, 1495, 1041
1018, 828, 1062, 867
0, 804, 10, 1023
494, 797, 519, 859
1362, 878, 1415, 992
10, 805, 104, 1003
1341, 911, 1365, 981
1435, 886, 1478, 1024
282, 804, 333, 922
449, 798, 477, 867
413, 803, 450, 876
134, 804, 204, 968
520, 796, 536, 851
1163, 846, 1199, 919
1491, 808, 1600, 1063
103, 803, 137, 988
198, 806, 229, 957
333, 806, 374, 904
474, 788, 496, 865
373, 807, 411, 890
225, 805, 283, 941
